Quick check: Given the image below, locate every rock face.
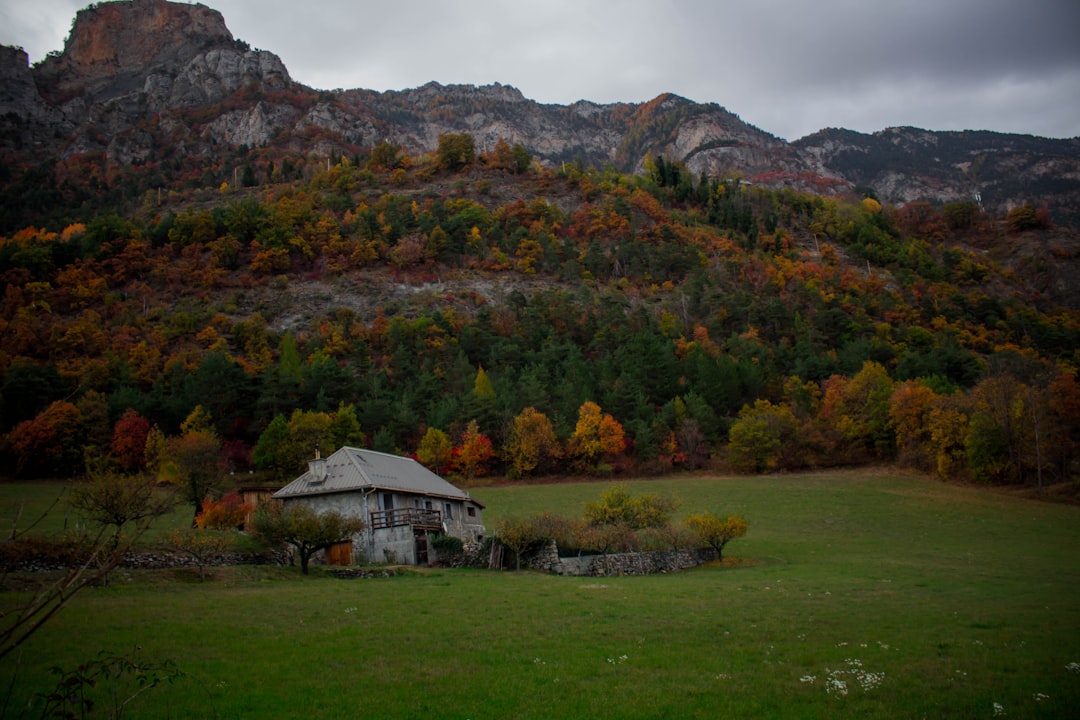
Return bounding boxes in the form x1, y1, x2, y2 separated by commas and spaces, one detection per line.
8, 0, 292, 164
795, 127, 1080, 217
1, 0, 1078, 223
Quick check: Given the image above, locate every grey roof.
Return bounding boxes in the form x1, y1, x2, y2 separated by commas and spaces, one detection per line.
273, 447, 484, 507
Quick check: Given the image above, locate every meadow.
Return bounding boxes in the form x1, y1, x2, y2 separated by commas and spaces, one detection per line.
2, 469, 1079, 719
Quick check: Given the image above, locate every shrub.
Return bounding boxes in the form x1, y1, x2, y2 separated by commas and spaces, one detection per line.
429, 533, 464, 563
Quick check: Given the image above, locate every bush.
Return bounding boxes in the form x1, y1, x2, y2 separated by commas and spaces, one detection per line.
429, 533, 464, 563
0, 534, 96, 572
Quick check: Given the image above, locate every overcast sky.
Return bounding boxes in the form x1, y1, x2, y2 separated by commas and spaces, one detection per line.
2, 0, 1078, 141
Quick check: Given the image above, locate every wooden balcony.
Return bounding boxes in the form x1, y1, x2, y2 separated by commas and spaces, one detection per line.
370, 507, 443, 531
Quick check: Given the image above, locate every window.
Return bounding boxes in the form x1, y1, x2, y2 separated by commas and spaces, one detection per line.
444, 502, 453, 520
467, 506, 476, 518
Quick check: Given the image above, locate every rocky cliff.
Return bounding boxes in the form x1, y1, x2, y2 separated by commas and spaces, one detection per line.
1, 0, 1078, 225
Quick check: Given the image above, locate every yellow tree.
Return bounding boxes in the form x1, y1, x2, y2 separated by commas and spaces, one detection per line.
888, 380, 940, 470
417, 427, 453, 475
685, 512, 748, 561
504, 407, 562, 478
570, 401, 625, 472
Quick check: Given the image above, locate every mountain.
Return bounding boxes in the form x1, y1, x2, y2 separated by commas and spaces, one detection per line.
2, 0, 1078, 232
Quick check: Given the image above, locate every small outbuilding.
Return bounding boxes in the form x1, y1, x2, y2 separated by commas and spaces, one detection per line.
273, 446, 486, 566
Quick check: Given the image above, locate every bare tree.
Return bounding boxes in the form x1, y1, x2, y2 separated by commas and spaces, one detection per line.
1, 472, 175, 662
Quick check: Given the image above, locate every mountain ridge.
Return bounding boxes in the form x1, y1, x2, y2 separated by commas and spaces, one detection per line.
1, 0, 1078, 229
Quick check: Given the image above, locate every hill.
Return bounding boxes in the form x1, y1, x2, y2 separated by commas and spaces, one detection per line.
1, 0, 1078, 233
0, 0, 1077, 490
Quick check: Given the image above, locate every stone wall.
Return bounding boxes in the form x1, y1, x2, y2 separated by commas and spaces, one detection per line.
524, 540, 718, 576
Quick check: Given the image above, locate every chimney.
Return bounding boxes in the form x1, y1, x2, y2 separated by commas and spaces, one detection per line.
308, 446, 327, 484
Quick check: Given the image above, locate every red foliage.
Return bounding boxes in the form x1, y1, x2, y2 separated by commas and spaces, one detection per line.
111, 408, 151, 472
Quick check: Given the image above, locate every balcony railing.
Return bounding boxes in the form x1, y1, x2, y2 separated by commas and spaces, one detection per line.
370, 507, 443, 531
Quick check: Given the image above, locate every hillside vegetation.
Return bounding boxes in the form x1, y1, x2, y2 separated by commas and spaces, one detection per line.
1, 137, 1078, 491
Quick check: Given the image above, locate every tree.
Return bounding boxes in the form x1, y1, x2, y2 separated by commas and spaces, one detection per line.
417, 427, 453, 474
2, 472, 173, 661
583, 484, 680, 530
504, 407, 562, 478
436, 132, 476, 171
727, 399, 798, 472
495, 516, 547, 570
369, 141, 402, 170
253, 414, 291, 478
888, 380, 939, 470
7, 400, 84, 477
253, 501, 364, 574
194, 491, 246, 530
68, 471, 176, 551
169, 528, 233, 581
163, 406, 224, 520
111, 408, 151, 472
685, 512, 748, 560
569, 401, 625, 472
453, 420, 495, 479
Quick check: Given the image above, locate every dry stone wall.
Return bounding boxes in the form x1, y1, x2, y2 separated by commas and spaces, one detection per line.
524, 540, 718, 576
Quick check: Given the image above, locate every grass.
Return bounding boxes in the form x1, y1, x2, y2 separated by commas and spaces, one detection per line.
0, 480, 202, 544
2, 469, 1079, 718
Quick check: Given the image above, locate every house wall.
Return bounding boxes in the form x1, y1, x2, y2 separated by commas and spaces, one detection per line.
372, 525, 418, 564
283, 490, 485, 566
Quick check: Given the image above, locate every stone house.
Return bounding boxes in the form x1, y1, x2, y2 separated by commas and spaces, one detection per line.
273, 446, 486, 566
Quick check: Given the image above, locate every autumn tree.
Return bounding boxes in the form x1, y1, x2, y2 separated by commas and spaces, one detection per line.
926, 395, 969, 479
417, 427, 453, 475
504, 407, 562, 478
685, 512, 748, 561
583, 484, 680, 530
194, 491, 246, 530
494, 516, 548, 570
6, 400, 84, 477
569, 401, 625, 472
726, 399, 798, 472
161, 406, 224, 520
111, 408, 151, 472
452, 419, 495, 479
888, 380, 939, 470
253, 501, 364, 574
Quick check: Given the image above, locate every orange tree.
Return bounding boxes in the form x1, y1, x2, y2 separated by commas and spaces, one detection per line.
568, 401, 625, 473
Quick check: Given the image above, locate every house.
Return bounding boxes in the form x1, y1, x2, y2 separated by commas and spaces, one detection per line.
272, 447, 486, 566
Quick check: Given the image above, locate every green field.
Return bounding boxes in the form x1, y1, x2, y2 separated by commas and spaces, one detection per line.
2, 470, 1079, 718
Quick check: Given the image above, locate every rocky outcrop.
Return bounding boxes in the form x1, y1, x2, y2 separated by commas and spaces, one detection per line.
16, 0, 291, 160
1, 0, 1077, 225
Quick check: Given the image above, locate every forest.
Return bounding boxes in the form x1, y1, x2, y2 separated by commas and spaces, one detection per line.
1, 133, 1077, 496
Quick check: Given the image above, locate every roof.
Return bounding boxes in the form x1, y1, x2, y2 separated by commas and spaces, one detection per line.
273, 447, 484, 507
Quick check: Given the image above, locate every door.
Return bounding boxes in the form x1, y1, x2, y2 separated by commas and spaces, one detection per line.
414, 529, 429, 565
326, 541, 353, 566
